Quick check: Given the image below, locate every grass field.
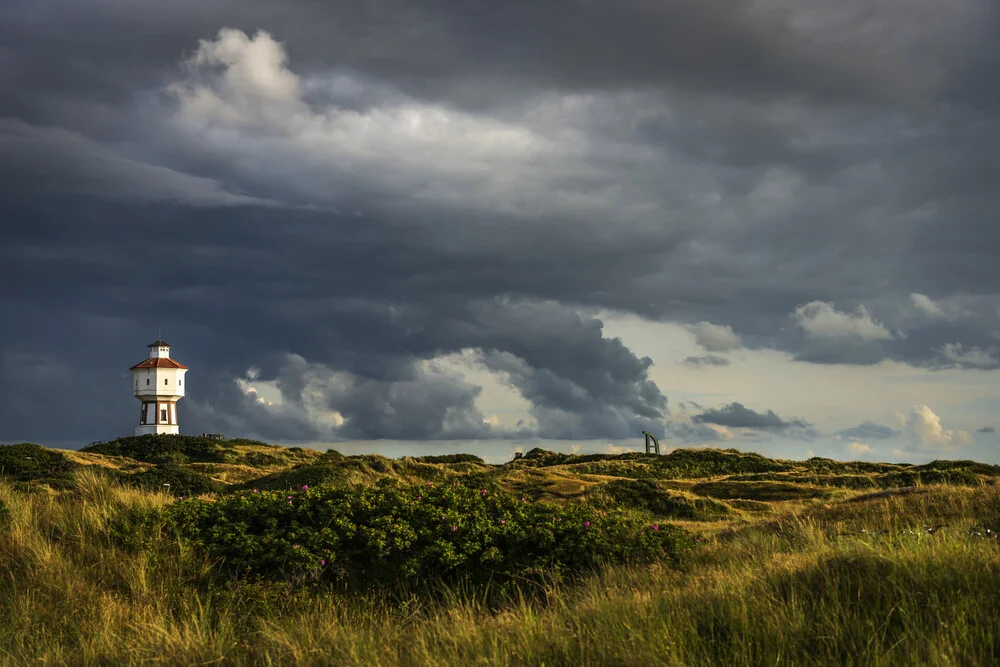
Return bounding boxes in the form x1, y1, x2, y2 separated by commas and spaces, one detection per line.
1, 436, 998, 665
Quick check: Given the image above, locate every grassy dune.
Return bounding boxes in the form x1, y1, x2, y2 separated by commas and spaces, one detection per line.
1, 437, 999, 665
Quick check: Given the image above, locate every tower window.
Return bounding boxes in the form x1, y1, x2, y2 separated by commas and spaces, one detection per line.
146, 379, 150, 386
161, 409, 168, 422
178, 379, 182, 386
164, 378, 168, 385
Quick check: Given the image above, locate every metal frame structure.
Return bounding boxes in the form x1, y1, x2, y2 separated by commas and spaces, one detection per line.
642, 430, 661, 455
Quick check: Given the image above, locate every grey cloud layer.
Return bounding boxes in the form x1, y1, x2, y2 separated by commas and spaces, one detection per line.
1, 1, 1000, 444
693, 402, 810, 431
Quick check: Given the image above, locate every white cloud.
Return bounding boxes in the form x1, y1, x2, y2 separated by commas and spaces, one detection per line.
846, 441, 872, 456
161, 28, 737, 232
684, 321, 742, 352
910, 293, 947, 318
903, 405, 972, 451
935, 343, 1000, 369
793, 301, 895, 342
164, 29, 633, 219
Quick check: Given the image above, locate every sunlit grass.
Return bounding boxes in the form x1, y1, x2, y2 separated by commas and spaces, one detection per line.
1, 460, 999, 665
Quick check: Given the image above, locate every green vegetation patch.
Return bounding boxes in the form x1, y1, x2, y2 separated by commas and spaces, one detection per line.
573, 448, 796, 480
0, 443, 79, 488
83, 435, 238, 464
654, 448, 795, 478
237, 463, 349, 492
165, 479, 696, 591
236, 455, 460, 492
799, 457, 905, 475
124, 463, 225, 497
413, 454, 486, 465
691, 480, 832, 502
912, 459, 1000, 476
589, 479, 732, 520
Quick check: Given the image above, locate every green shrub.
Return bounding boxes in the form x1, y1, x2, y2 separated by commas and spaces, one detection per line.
165, 479, 696, 592
591, 479, 731, 520
691, 480, 831, 501
653, 449, 795, 478
876, 470, 984, 488
800, 457, 904, 475
83, 435, 232, 464
237, 463, 352, 492
414, 454, 486, 465
0, 443, 78, 485
912, 460, 1000, 477
126, 463, 225, 496
106, 504, 165, 553
243, 452, 285, 468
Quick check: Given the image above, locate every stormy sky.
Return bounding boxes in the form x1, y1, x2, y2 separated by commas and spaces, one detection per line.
2, 0, 1000, 464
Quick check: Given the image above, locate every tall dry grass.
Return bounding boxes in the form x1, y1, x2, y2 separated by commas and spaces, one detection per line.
1, 470, 998, 666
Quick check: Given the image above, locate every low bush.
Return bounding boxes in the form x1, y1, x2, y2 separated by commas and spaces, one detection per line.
800, 457, 904, 475
691, 480, 832, 501
106, 504, 166, 553
590, 479, 731, 520
911, 460, 1000, 477
125, 463, 225, 497
238, 463, 348, 492
413, 454, 486, 465
0, 443, 78, 486
165, 479, 696, 592
242, 452, 285, 468
83, 435, 232, 464
653, 449, 795, 478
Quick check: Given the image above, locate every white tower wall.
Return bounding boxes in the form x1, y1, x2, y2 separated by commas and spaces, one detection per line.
130, 340, 189, 436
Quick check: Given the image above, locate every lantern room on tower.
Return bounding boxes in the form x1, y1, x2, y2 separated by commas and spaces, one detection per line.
129, 339, 189, 436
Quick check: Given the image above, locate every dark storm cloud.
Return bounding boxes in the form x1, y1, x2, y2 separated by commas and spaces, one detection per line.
693, 402, 810, 431
835, 421, 901, 440
2, 0, 1000, 445
2, 0, 992, 119
664, 421, 730, 442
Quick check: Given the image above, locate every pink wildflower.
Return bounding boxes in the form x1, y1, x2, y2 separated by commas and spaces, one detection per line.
695, 537, 701, 542
652, 525, 659, 531
584, 521, 590, 527
417, 496, 422, 501
321, 559, 326, 566
253, 489, 259, 493
451, 525, 457, 531
500, 519, 506, 525
302, 485, 309, 490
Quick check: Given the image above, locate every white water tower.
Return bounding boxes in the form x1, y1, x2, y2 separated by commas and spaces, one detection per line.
130, 339, 189, 436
